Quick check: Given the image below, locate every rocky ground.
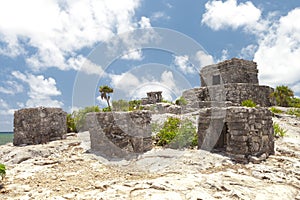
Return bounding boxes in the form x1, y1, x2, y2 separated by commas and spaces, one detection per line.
0, 114, 299, 200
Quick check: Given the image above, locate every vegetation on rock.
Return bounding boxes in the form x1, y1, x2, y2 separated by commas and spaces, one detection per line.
155, 117, 197, 149
111, 99, 143, 111
271, 85, 294, 107
175, 96, 187, 106
286, 108, 300, 117
0, 163, 6, 181
241, 99, 256, 107
273, 122, 286, 137
67, 106, 100, 132
269, 107, 283, 114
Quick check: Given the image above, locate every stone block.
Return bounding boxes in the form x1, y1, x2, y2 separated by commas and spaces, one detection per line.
86, 111, 152, 159
13, 107, 67, 146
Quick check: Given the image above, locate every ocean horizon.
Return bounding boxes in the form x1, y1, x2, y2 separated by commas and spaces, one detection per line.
0, 132, 14, 145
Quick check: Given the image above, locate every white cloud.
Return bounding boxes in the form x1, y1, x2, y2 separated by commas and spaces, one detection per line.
174, 55, 196, 74
69, 56, 107, 76
109, 70, 180, 101
0, 0, 142, 71
139, 16, 152, 29
121, 49, 143, 61
0, 98, 15, 115
110, 72, 141, 92
202, 0, 261, 31
195, 51, 214, 68
0, 80, 23, 95
254, 8, 300, 90
131, 71, 177, 101
12, 71, 63, 107
217, 49, 229, 62
239, 44, 258, 59
151, 12, 170, 21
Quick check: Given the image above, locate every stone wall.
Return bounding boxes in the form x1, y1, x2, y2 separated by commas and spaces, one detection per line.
200, 58, 258, 86
182, 83, 274, 112
13, 107, 67, 146
86, 111, 152, 159
198, 107, 274, 163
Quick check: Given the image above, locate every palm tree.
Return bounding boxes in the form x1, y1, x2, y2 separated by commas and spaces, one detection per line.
271, 85, 294, 107
99, 85, 114, 109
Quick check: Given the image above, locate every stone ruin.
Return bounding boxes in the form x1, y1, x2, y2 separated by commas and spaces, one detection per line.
13, 107, 67, 146
141, 91, 162, 105
12, 58, 275, 163
182, 58, 275, 162
86, 111, 152, 159
182, 58, 274, 113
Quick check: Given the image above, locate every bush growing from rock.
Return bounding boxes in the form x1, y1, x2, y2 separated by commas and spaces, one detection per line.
273, 123, 286, 137
269, 107, 283, 114
67, 106, 100, 132
286, 108, 300, 117
0, 163, 6, 181
175, 96, 187, 106
156, 117, 197, 149
271, 85, 294, 107
241, 99, 256, 107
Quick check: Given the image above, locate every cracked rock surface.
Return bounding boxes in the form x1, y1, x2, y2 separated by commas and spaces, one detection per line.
0, 115, 300, 200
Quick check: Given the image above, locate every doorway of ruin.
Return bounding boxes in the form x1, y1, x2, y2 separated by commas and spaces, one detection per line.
213, 122, 228, 151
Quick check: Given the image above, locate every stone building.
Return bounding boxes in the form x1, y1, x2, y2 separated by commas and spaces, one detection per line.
13, 107, 67, 146
141, 91, 162, 105
182, 58, 275, 113
198, 107, 274, 163
182, 58, 275, 162
86, 111, 152, 159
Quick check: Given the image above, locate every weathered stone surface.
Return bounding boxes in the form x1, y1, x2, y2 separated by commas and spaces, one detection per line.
182, 58, 275, 113
182, 84, 274, 110
200, 58, 259, 86
13, 107, 67, 146
143, 103, 181, 114
198, 107, 275, 163
86, 111, 152, 159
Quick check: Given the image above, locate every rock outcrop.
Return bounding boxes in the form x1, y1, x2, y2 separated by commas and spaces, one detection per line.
86, 111, 152, 159
13, 107, 67, 146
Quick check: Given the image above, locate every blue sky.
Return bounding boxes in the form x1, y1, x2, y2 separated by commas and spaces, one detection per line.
1, 0, 300, 131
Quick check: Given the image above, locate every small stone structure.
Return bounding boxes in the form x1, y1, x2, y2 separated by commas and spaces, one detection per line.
182, 58, 275, 162
86, 111, 152, 159
141, 91, 162, 105
13, 107, 67, 146
182, 58, 275, 112
198, 107, 274, 162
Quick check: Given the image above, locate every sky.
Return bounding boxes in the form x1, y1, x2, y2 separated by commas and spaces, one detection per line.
1, 0, 300, 131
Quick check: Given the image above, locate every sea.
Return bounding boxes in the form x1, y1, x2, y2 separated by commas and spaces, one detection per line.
0, 132, 13, 145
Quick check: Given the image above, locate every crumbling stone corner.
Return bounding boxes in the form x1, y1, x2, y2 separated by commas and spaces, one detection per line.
13, 107, 67, 146
86, 110, 152, 159
198, 107, 275, 163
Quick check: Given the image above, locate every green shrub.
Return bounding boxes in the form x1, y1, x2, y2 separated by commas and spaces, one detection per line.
0, 163, 6, 180
102, 106, 112, 112
271, 85, 294, 107
68, 106, 100, 132
129, 100, 142, 111
269, 107, 283, 114
289, 97, 300, 108
241, 99, 256, 107
156, 117, 180, 146
273, 123, 286, 137
171, 119, 198, 148
286, 108, 300, 117
67, 114, 76, 133
112, 99, 129, 111
156, 117, 197, 149
175, 96, 187, 106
